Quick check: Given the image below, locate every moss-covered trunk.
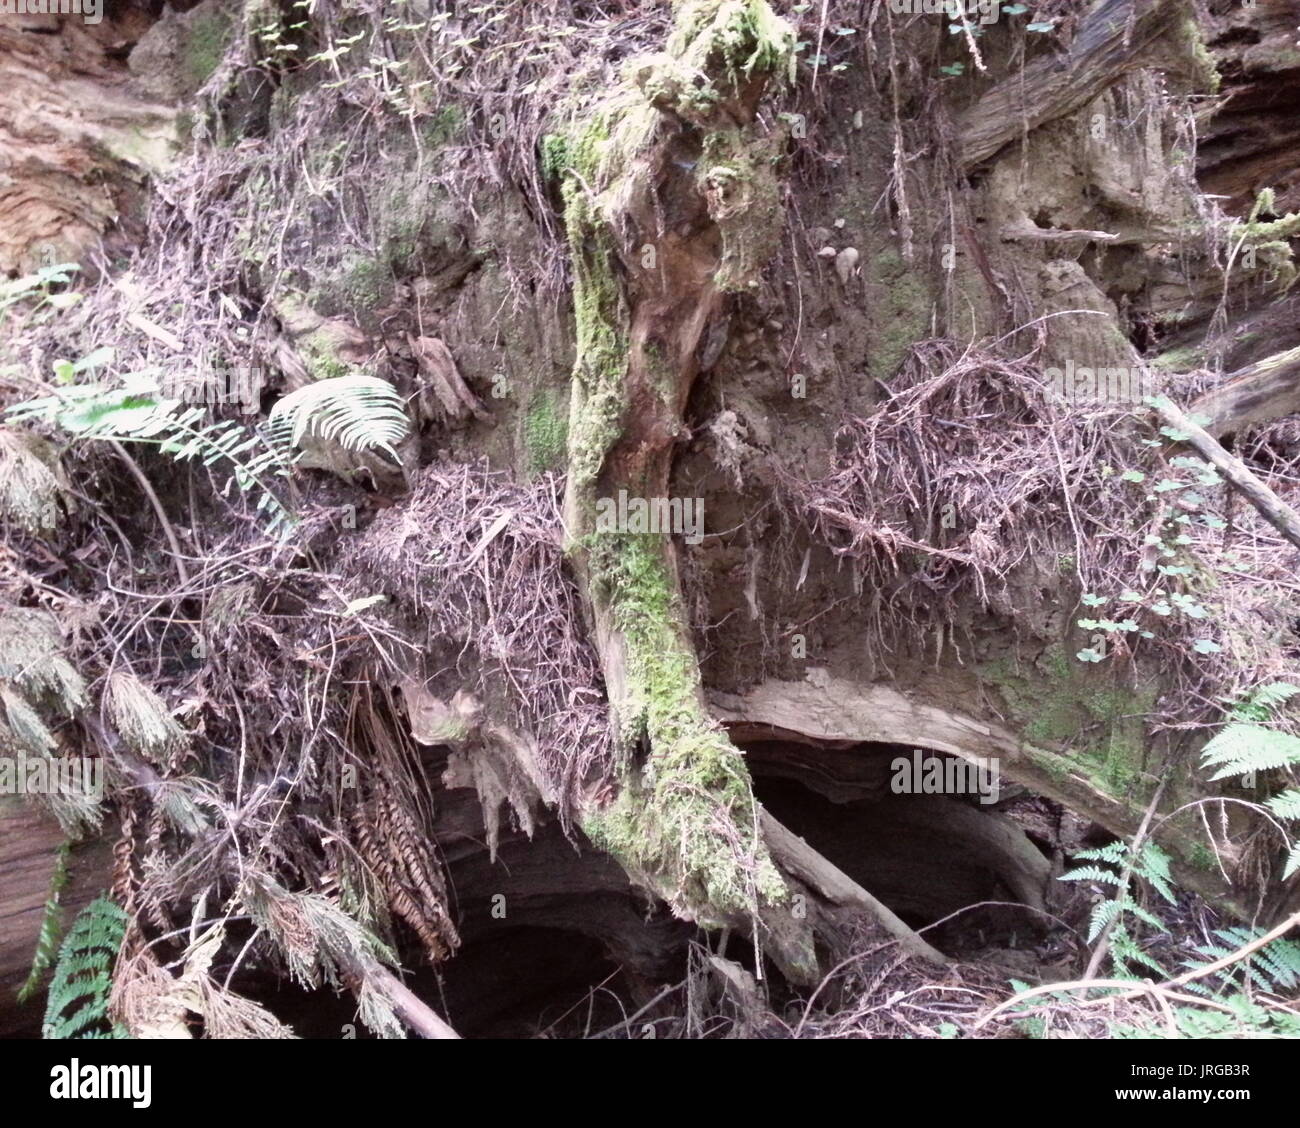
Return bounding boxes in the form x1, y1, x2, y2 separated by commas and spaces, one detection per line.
554, 0, 796, 925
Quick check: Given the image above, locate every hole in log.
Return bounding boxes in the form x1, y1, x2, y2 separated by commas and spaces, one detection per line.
741, 739, 1059, 959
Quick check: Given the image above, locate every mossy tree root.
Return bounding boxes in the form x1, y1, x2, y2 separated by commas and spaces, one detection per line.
553, 1, 799, 930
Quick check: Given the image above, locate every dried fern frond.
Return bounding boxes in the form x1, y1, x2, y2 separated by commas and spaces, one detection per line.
240, 874, 398, 995
0, 607, 86, 713
105, 671, 188, 768
44, 777, 104, 839
149, 776, 218, 836
116, 924, 296, 1040
1, 685, 56, 754
354, 979, 405, 1040
0, 426, 67, 535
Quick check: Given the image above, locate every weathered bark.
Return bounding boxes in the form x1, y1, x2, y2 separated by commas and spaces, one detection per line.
557, 4, 798, 929
957, 0, 1193, 171
1188, 346, 1300, 438
710, 677, 1247, 915
0, 798, 113, 1036
0, 16, 177, 275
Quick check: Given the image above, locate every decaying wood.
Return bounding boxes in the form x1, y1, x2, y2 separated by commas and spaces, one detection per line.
409, 335, 491, 423
710, 676, 1243, 915
1187, 346, 1300, 438
957, 0, 1184, 170
0, 797, 113, 1035
1153, 395, 1300, 551
0, 22, 177, 274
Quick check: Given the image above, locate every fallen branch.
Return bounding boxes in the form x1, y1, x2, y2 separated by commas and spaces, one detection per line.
345, 962, 461, 1040
760, 810, 949, 966
1152, 395, 1300, 551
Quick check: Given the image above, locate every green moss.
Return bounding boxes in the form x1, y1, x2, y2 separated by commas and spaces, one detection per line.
1177, 16, 1220, 95
668, 0, 796, 88
300, 330, 352, 382
334, 254, 391, 314
556, 0, 796, 922
1188, 841, 1216, 872
869, 247, 931, 379
523, 391, 569, 474
420, 105, 464, 149
1152, 344, 1204, 372
978, 647, 1154, 773
582, 534, 786, 918
540, 134, 570, 183
185, 5, 234, 90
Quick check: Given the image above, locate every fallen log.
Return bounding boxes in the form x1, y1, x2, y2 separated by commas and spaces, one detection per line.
1187, 346, 1300, 438
957, 0, 1186, 171
761, 811, 948, 966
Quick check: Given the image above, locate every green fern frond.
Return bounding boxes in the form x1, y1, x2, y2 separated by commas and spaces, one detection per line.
1086, 897, 1123, 942
1124, 900, 1170, 935
1060, 865, 1122, 887
1187, 928, 1300, 994
1265, 789, 1300, 821
1110, 929, 1168, 978
6, 374, 295, 532
267, 375, 410, 464
1283, 842, 1300, 880
1201, 723, 1300, 779
1236, 681, 1300, 719
1135, 841, 1176, 903
1070, 842, 1128, 865
17, 842, 71, 1004
43, 896, 128, 1040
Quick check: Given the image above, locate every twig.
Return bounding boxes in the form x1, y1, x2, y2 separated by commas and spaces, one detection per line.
108, 440, 191, 587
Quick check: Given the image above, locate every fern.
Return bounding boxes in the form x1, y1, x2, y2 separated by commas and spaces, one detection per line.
0, 262, 80, 319
17, 842, 71, 1004
42, 896, 128, 1039
1114, 993, 1300, 1039
267, 374, 410, 464
1185, 927, 1300, 994
1229, 681, 1300, 722
1201, 682, 1300, 880
7, 372, 295, 531
1200, 723, 1300, 779
1061, 840, 1176, 978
